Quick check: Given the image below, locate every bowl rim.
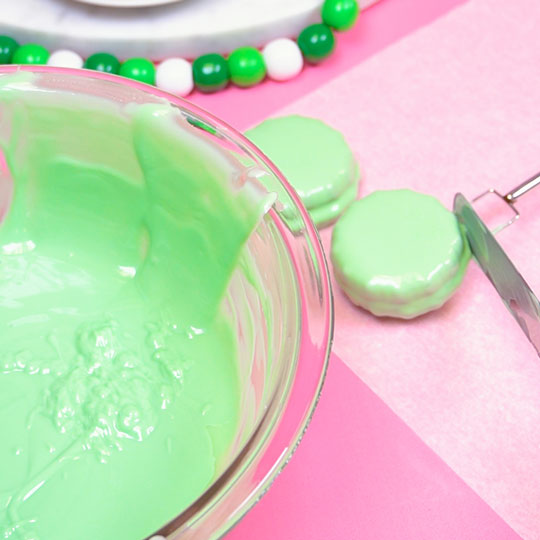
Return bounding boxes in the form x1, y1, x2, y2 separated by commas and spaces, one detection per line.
0, 65, 334, 539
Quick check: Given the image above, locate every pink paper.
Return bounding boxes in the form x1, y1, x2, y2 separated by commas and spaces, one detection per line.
271, 0, 540, 538
228, 356, 522, 539
189, 0, 468, 130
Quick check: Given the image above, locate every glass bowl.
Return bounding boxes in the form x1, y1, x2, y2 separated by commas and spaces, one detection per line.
0, 65, 333, 540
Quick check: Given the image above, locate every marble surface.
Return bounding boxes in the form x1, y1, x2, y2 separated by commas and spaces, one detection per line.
74, 0, 183, 6
1, 0, 377, 60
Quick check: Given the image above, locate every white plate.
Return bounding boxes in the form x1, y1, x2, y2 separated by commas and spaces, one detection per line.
72, 0, 184, 6
2, 0, 376, 60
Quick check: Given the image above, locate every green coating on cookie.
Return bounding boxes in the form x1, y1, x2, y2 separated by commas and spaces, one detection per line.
331, 189, 470, 319
310, 181, 358, 229
245, 115, 359, 228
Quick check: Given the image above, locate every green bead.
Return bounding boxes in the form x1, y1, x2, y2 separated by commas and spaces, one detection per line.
0, 36, 19, 64
84, 52, 120, 74
321, 0, 360, 31
12, 43, 49, 65
119, 58, 156, 85
227, 47, 266, 88
192, 53, 229, 93
297, 24, 335, 64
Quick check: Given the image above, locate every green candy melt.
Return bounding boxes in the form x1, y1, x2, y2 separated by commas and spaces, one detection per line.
0, 73, 265, 540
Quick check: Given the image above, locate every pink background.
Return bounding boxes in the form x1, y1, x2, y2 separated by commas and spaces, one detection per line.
190, 0, 538, 538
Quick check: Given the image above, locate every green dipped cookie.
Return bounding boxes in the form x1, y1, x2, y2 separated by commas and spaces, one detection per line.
331, 189, 470, 319
246, 115, 359, 228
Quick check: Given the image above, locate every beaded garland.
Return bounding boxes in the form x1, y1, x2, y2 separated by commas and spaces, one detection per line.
0, 0, 359, 96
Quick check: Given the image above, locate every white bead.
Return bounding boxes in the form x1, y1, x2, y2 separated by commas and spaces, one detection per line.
156, 58, 194, 97
47, 49, 84, 69
262, 38, 303, 82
